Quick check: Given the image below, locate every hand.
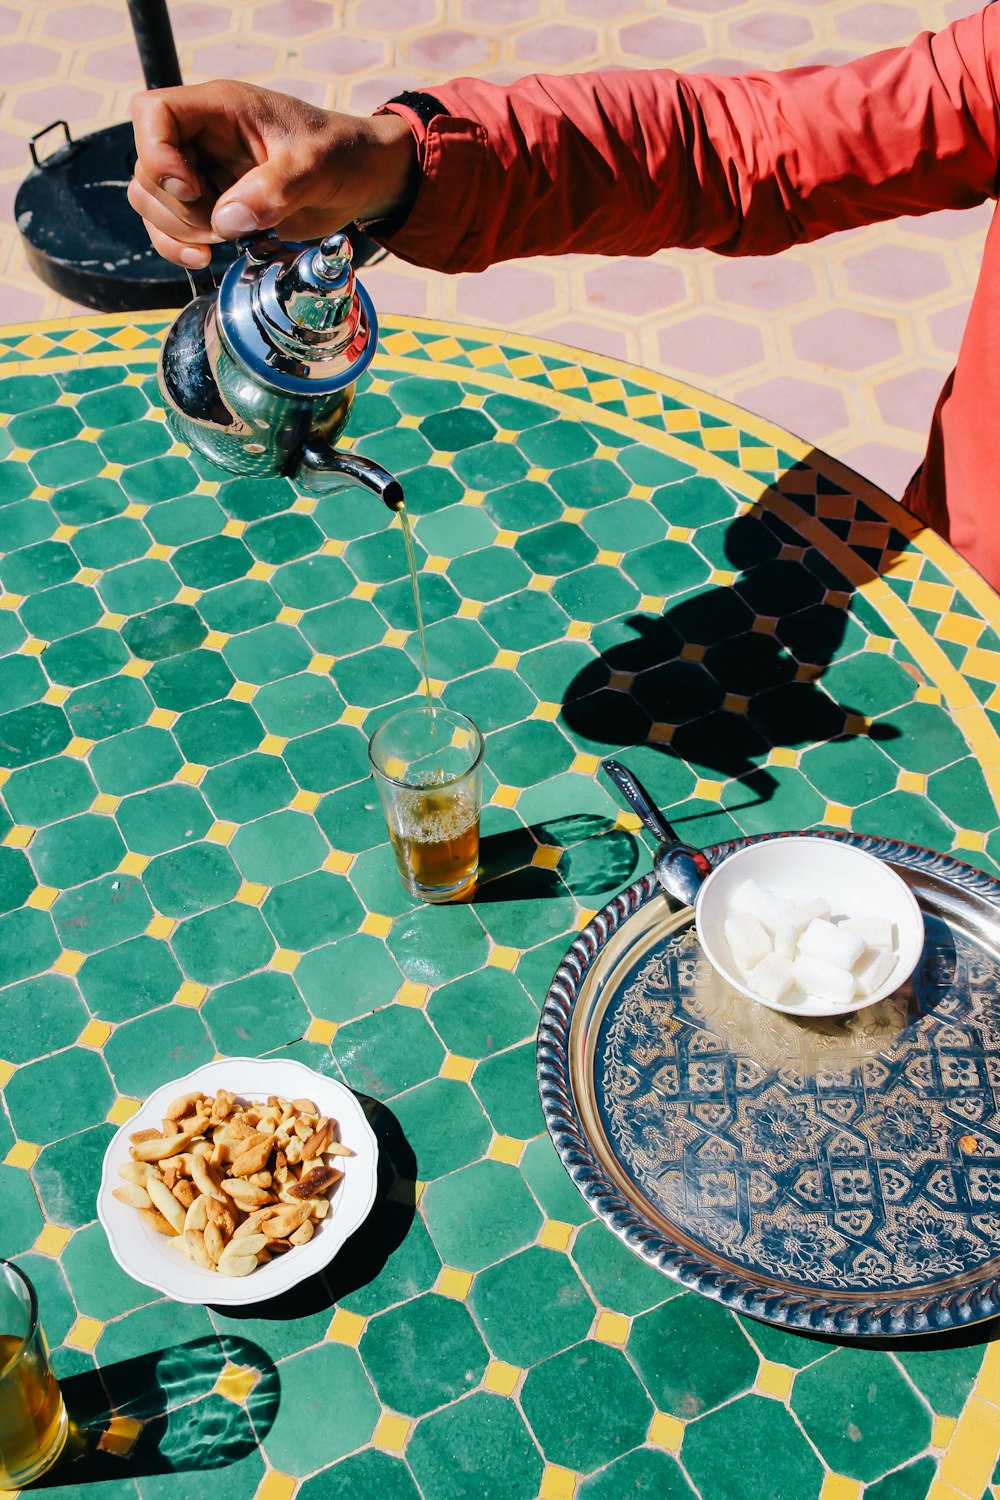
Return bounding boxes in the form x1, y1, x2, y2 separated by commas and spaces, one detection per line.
128, 80, 418, 267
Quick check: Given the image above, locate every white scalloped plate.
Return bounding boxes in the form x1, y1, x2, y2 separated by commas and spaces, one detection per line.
97, 1057, 378, 1305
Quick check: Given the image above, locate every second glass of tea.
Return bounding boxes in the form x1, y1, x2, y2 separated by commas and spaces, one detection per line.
369, 705, 484, 903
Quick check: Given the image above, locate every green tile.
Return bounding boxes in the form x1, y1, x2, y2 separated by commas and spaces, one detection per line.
438, 666, 535, 735
516, 521, 598, 577
928, 757, 998, 833
142, 840, 242, 918
282, 722, 370, 793
96, 417, 170, 466
8, 402, 82, 448
102, 1004, 214, 1096
120, 602, 206, 661
0, 373, 61, 413
272, 552, 354, 608
519, 418, 597, 468
792, 1348, 932, 1482
59, 1221, 154, 1321
41, 626, 129, 688
420, 405, 496, 452
73, 515, 150, 571
201, 752, 296, 822
4, 1046, 113, 1144
0, 460, 34, 506
0, 844, 34, 911
473, 885, 577, 953
316, 779, 385, 854
262, 1344, 379, 1477
223, 622, 311, 684
517, 638, 598, 703
446, 544, 531, 604
356, 425, 433, 481
144, 492, 222, 548
339, 1200, 443, 1320
798, 734, 898, 805
65, 675, 152, 742
201, 970, 309, 1054
52, 872, 152, 953
472, 1245, 594, 1365
621, 538, 712, 596
375, 571, 460, 633
173, 698, 264, 767
294, 934, 402, 1024
115, 783, 212, 855
253, 674, 345, 737
245, 511, 323, 564
171, 901, 275, 985
145, 648, 235, 712
735, 1317, 830, 1370
473, 1044, 544, 1138
50, 476, 126, 528
0, 499, 57, 552
629, 1294, 757, 1418
348, 387, 405, 431
451, 439, 529, 493
297, 1450, 420, 1500
344, 525, 423, 586
722, 766, 828, 836
0, 539, 79, 595
552, 563, 641, 622
229, 809, 328, 885
332, 643, 421, 707
480, 590, 569, 652
96, 558, 180, 617
197, 576, 282, 634
400, 463, 467, 515
31, 1123, 116, 1229
263, 869, 364, 951
407, 1391, 543, 1500
417, 616, 497, 679
77, 935, 183, 1021
484, 479, 562, 534
865, 1458, 939, 1500
75, 382, 149, 429
392, 1077, 491, 1178
387, 903, 490, 985
11, 1254, 76, 1351
334, 1003, 444, 1097
392, 374, 466, 418
119, 453, 198, 503
521, 1340, 653, 1470
894, 1343, 984, 1420
875, 701, 970, 774
88, 725, 183, 796
820, 650, 917, 716
301, 597, 386, 657
777, 600, 867, 666
855, 790, 956, 849
421, 1159, 542, 1270
682, 1393, 824, 1500
360, 1292, 488, 1415
427, 968, 539, 1058
0, 904, 60, 979
519, 1136, 593, 1229
579, 1448, 695, 1499
485, 719, 576, 787
551, 457, 630, 509
582, 496, 665, 551
0, 1165, 45, 1256
216, 474, 295, 522
415, 504, 497, 561
0, 973, 87, 1061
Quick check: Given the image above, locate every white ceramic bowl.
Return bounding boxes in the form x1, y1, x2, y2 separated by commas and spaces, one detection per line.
693, 836, 924, 1017
97, 1056, 378, 1305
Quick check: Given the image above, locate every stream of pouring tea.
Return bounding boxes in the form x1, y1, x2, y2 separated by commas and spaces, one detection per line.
398, 504, 434, 711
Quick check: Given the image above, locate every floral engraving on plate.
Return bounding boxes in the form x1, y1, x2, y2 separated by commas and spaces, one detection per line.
596, 916, 1000, 1289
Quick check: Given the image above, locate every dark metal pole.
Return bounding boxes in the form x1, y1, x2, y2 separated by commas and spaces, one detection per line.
126, 0, 183, 90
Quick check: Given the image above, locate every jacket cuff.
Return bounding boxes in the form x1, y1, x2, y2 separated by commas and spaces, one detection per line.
372, 101, 489, 273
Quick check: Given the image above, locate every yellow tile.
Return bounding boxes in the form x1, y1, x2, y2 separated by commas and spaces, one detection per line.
174, 585, 201, 604
276, 606, 303, 625
954, 829, 988, 853
492, 785, 520, 808
362, 912, 393, 938
666, 526, 693, 543
42, 685, 70, 705
483, 1359, 521, 1396
437, 1266, 474, 1300
489, 1135, 525, 1165
909, 579, 954, 613
0, 1059, 13, 1090
938, 1392, 1000, 1497
648, 1411, 685, 1453
424, 555, 449, 573
33, 1223, 72, 1257
819, 1477, 861, 1500
222, 519, 246, 537
768, 746, 799, 768
145, 915, 176, 940
322, 847, 352, 871
709, 568, 739, 587
121, 658, 151, 678
571, 753, 600, 774
533, 700, 561, 721
52, 950, 86, 975
97, 612, 126, 631
457, 598, 482, 618
494, 529, 518, 547
537, 1220, 574, 1251
488, 945, 519, 970
723, 693, 749, 714
680, 641, 706, 661
25, 885, 58, 910
647, 722, 674, 745
373, 1413, 410, 1452
532, 843, 562, 870
824, 802, 853, 828
594, 1311, 629, 1345
340, 705, 367, 727
440, 1054, 475, 1082
106, 1095, 142, 1125
639, 593, 665, 614
236, 881, 268, 906
866, 636, 893, 654
326, 1308, 365, 1345
755, 1361, 795, 1400
576, 907, 597, 929
271, 949, 301, 973
428, 451, 454, 468
925, 1484, 969, 1500
539, 1464, 578, 1500
254, 1472, 296, 1500
397, 981, 429, 1008
936, 612, 984, 648
526, 467, 550, 483
305, 1017, 338, 1045
229, 681, 257, 702
309, 653, 336, 674
915, 683, 943, 705
933, 1415, 958, 1448
529, 574, 555, 592
5, 1140, 38, 1169
146, 543, 172, 561
19, 637, 47, 656
292, 790, 323, 814
462, 489, 485, 507
382, 627, 409, 647
897, 770, 927, 794
119, 849, 151, 876
66, 1316, 104, 1352
207, 821, 237, 845
90, 793, 120, 814
146, 709, 177, 729
96, 1415, 144, 1458
78, 1020, 112, 1049
0, 592, 22, 611
493, 649, 519, 669
694, 778, 724, 801
752, 615, 778, 635
215, 1364, 260, 1404
321, 540, 346, 558
202, 630, 230, 650
963, 645, 1000, 684
175, 762, 206, 786
397, 411, 421, 428
3, 824, 34, 847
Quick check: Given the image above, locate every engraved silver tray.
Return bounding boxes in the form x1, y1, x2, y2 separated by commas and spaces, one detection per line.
537, 832, 1000, 1337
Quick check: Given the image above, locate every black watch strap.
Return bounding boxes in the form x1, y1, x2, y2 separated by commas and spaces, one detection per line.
381, 91, 446, 127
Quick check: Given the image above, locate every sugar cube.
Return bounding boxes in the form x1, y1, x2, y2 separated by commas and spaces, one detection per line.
724, 914, 771, 973
730, 878, 795, 934
839, 917, 894, 950
793, 953, 857, 1007
797, 917, 865, 971
789, 896, 832, 932
747, 952, 794, 1005
855, 947, 897, 997
773, 919, 797, 961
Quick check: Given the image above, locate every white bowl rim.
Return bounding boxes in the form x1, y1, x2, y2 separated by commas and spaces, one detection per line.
97, 1055, 379, 1305
693, 834, 925, 1017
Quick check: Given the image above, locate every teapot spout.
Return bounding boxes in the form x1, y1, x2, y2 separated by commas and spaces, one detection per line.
296, 436, 403, 512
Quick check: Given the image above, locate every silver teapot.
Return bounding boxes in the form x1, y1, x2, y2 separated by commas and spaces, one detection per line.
158, 231, 402, 510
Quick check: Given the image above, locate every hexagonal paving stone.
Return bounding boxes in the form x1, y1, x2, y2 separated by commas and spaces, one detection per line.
421, 1159, 542, 1271
297, 1450, 420, 1500
333, 1003, 444, 1099
799, 734, 899, 805
102, 1005, 214, 1098
0, 906, 57, 987
263, 870, 364, 952
471, 1246, 595, 1366
0, 974, 88, 1064
629, 1293, 758, 1418
386, 903, 490, 986
52, 873, 152, 955
792, 1348, 932, 1482
229, 809, 328, 886
201, 970, 310, 1054
391, 1076, 492, 1180
5, 1047, 114, 1145
294, 934, 402, 1025
359, 1292, 488, 1416
77, 935, 183, 1022
261, 1344, 379, 1478
31, 1123, 116, 1230
115, 784, 213, 856
682, 1393, 824, 1500
170, 902, 275, 986
142, 841, 242, 919
521, 1339, 654, 1471
407, 1392, 543, 1500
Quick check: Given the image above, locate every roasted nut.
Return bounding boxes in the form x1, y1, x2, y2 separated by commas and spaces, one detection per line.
146, 1175, 187, 1234
139, 1206, 178, 1237
165, 1091, 208, 1122
289, 1164, 342, 1200
113, 1183, 152, 1210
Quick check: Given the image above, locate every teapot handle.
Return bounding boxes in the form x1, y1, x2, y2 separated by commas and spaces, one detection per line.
295, 437, 404, 511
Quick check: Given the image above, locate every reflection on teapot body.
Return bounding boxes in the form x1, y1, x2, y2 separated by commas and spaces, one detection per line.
158, 231, 403, 510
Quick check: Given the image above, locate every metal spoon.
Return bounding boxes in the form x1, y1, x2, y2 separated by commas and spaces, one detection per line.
601, 757, 713, 906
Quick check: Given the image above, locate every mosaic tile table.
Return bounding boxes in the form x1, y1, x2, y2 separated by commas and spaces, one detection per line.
0, 312, 999, 1500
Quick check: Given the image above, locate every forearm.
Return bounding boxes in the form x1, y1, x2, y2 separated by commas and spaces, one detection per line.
381, 6, 1000, 272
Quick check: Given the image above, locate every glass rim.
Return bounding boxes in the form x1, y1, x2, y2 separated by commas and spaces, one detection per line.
0, 1259, 39, 1382
368, 704, 484, 792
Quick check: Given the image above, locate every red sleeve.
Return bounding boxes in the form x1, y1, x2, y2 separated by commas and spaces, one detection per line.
380, 6, 1000, 273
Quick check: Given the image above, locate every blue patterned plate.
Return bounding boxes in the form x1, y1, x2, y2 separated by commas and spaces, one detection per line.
537, 831, 1000, 1337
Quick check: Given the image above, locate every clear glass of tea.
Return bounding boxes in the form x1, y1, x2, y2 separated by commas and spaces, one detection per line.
369, 705, 484, 903
0, 1260, 69, 1488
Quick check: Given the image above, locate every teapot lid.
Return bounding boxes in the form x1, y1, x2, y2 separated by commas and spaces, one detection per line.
215, 231, 379, 399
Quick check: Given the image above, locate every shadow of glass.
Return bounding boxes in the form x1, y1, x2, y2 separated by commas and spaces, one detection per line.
209, 1096, 417, 1324
475, 813, 642, 904
33, 1335, 278, 1487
